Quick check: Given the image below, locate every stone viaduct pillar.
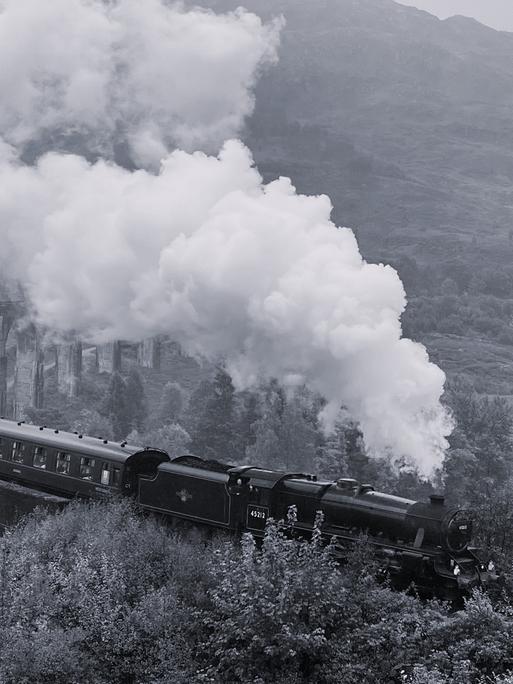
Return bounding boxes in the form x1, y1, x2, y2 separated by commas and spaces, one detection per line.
0, 302, 18, 416
56, 339, 83, 398
137, 337, 161, 370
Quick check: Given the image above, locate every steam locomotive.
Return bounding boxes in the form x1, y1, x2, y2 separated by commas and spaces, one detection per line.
0, 418, 495, 600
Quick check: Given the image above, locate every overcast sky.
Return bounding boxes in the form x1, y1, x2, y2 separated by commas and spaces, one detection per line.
395, 0, 513, 32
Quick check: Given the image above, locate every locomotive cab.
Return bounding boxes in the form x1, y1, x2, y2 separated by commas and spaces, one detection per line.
227, 466, 282, 533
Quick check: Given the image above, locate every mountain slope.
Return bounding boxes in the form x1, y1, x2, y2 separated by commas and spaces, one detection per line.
199, 0, 513, 251
192, 0, 513, 392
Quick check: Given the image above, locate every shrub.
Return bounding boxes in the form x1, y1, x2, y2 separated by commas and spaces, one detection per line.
3, 500, 513, 683
0, 501, 198, 683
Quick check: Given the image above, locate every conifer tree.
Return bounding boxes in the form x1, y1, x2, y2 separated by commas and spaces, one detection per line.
315, 420, 350, 480
279, 393, 318, 471
125, 367, 148, 432
189, 367, 236, 461
183, 378, 214, 436
158, 381, 184, 425
101, 372, 130, 440
246, 407, 281, 467
236, 391, 259, 455
246, 382, 284, 468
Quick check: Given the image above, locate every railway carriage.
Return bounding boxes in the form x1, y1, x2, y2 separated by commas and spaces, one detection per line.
0, 419, 168, 500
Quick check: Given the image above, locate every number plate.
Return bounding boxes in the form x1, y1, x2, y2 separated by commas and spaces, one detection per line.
247, 504, 269, 532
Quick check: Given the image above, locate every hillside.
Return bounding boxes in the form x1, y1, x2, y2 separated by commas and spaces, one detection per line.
197, 0, 513, 392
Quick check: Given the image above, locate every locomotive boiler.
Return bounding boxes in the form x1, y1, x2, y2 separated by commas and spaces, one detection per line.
0, 418, 495, 600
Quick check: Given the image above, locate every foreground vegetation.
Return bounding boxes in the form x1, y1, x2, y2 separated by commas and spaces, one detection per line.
1, 500, 513, 683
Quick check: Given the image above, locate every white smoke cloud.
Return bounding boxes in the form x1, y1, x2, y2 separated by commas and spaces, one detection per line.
0, 0, 280, 165
0, 0, 453, 474
0, 141, 452, 474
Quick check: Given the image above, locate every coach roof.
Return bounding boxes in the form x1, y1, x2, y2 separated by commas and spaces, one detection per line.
0, 418, 143, 464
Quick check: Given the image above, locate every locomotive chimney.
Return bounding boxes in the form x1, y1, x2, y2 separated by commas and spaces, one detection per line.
430, 494, 445, 506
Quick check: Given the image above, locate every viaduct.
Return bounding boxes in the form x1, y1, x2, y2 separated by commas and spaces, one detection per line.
0, 284, 173, 419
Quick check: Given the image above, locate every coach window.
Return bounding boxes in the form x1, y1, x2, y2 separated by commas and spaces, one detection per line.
79, 457, 95, 480
11, 441, 24, 463
33, 446, 47, 469
56, 452, 71, 475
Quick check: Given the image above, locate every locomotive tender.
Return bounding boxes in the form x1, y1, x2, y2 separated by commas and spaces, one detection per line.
0, 418, 494, 599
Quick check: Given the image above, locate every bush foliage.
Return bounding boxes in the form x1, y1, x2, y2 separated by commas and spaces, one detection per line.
2, 500, 513, 683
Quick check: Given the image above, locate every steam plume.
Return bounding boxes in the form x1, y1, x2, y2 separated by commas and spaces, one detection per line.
0, 0, 280, 165
0, 141, 451, 474
0, 0, 452, 475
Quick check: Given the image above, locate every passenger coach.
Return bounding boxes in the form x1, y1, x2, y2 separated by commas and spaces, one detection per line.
0, 418, 169, 499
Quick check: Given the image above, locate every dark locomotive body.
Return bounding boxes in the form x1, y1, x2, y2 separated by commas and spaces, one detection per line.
0, 419, 494, 600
